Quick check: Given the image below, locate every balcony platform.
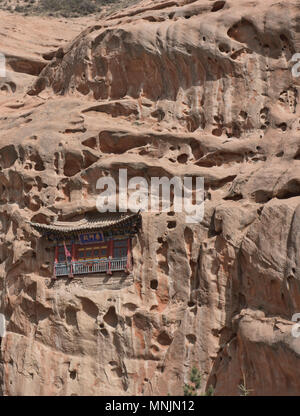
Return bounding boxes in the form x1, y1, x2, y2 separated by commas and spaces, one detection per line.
54, 257, 128, 277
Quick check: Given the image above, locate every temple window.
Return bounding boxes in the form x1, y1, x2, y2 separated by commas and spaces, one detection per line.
77, 244, 108, 260
113, 239, 128, 258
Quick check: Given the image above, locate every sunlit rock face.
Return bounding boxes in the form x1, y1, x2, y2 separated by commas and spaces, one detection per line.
1, 0, 300, 396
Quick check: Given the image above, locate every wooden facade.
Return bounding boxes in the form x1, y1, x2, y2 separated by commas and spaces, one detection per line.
29, 212, 141, 279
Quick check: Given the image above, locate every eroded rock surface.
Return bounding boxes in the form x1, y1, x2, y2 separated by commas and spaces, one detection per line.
1, 0, 300, 396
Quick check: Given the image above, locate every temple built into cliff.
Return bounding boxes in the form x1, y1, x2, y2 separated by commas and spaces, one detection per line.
29, 212, 141, 279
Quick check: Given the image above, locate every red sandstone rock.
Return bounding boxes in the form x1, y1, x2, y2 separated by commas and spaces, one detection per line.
1, 0, 300, 396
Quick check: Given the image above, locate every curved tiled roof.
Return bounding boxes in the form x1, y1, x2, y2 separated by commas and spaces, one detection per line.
29, 211, 141, 234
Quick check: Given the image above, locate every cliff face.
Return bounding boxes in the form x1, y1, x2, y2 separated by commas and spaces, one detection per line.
1, 0, 300, 396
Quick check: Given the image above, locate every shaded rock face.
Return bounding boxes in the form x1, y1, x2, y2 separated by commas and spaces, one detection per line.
1, 0, 300, 396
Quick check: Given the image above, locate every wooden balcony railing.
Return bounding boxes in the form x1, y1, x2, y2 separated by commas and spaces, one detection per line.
54, 257, 128, 277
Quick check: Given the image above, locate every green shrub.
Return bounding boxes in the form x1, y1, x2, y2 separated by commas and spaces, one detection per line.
183, 366, 214, 396
1, 0, 141, 17
40, 0, 97, 15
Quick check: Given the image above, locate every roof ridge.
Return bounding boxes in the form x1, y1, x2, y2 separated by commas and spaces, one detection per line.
29, 211, 141, 234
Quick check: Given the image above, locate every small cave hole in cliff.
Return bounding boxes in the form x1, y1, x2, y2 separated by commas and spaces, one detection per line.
294, 148, 300, 159
277, 180, 300, 199
167, 221, 176, 229
212, 128, 222, 136
69, 370, 77, 380
103, 306, 118, 328
157, 331, 173, 346
63, 153, 82, 176
150, 279, 158, 290
277, 123, 287, 132
211, 1, 226, 12
177, 154, 188, 164
100, 328, 109, 337
253, 190, 273, 203
30, 153, 45, 171
82, 136, 97, 150
186, 334, 197, 344
65, 306, 78, 326
81, 298, 98, 319
219, 43, 230, 53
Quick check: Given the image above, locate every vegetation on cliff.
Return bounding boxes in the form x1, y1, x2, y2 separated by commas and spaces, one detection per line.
0, 0, 140, 17
183, 367, 214, 397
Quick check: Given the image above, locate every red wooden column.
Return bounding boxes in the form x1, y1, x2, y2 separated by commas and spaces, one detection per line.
108, 240, 113, 275
126, 238, 132, 273
53, 245, 58, 279
69, 243, 76, 278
